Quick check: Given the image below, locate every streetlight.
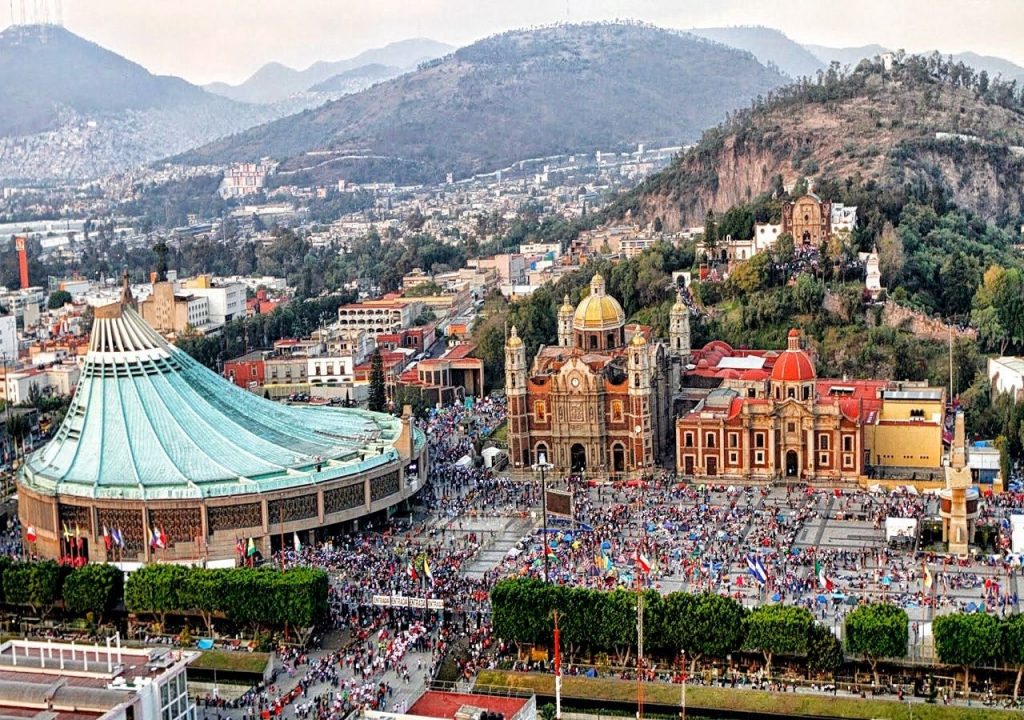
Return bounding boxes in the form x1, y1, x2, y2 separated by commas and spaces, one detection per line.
533, 450, 554, 583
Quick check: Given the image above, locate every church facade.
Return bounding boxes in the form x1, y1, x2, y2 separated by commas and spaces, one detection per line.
504, 274, 688, 477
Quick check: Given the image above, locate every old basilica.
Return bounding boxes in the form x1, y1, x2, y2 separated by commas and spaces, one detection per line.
504, 274, 689, 477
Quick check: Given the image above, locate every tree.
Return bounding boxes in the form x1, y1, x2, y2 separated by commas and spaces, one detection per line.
807, 623, 843, 677
368, 348, 386, 412
743, 605, 813, 678
2, 561, 64, 618
63, 563, 123, 621
47, 290, 72, 310
663, 592, 746, 673
933, 612, 1001, 696
702, 210, 719, 254
845, 603, 908, 684
178, 568, 225, 636
875, 222, 905, 287
1003, 614, 1024, 698
124, 564, 187, 628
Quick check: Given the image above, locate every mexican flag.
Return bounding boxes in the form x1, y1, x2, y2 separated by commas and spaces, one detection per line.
815, 560, 833, 592
246, 537, 258, 557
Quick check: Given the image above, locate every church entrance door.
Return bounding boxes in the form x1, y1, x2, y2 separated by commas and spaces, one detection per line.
786, 450, 799, 478
706, 456, 718, 476
571, 443, 586, 472
802, 231, 811, 246
612, 445, 625, 475
683, 456, 694, 476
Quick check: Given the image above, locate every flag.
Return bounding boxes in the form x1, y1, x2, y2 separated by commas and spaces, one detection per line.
815, 560, 829, 590
74, 523, 81, 538
635, 550, 651, 574
102, 525, 112, 551
424, 557, 433, 582
293, 532, 302, 552
25, 525, 36, 543
114, 527, 125, 548
150, 528, 159, 549
923, 563, 933, 590
246, 537, 257, 557
62, 523, 70, 541
747, 555, 768, 585
407, 561, 418, 582
235, 537, 244, 555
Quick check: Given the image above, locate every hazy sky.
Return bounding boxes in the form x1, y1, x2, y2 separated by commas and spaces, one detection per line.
4, 0, 1022, 85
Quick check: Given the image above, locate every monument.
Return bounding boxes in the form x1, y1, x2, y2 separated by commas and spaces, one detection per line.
939, 412, 980, 555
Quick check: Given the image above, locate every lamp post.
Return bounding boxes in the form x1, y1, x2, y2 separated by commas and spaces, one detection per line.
533, 450, 554, 583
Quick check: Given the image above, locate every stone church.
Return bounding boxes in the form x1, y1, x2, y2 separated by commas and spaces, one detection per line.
504, 274, 689, 477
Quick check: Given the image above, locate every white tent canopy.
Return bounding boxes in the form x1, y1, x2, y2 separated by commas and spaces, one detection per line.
885, 517, 918, 541
1011, 515, 1024, 554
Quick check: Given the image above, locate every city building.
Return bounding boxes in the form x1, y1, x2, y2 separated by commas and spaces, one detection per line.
219, 159, 277, 199
0, 637, 196, 720
0, 314, 16, 362
337, 299, 424, 337
179, 275, 246, 325
675, 330, 945, 482
138, 282, 210, 335
504, 274, 686, 476
223, 349, 274, 390
17, 282, 427, 562
396, 343, 485, 405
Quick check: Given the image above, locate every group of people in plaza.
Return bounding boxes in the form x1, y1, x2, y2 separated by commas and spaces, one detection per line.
187, 393, 1024, 717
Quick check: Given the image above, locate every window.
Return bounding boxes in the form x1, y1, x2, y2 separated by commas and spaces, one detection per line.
843, 435, 853, 452
817, 434, 830, 450
685, 432, 694, 448
755, 433, 765, 448
819, 452, 829, 465
787, 422, 795, 433
534, 401, 547, 421
611, 400, 624, 423
728, 432, 739, 448
729, 452, 738, 465
747, 388, 756, 398
706, 432, 716, 448
843, 454, 853, 469
802, 386, 810, 400
755, 451, 765, 464
787, 387, 795, 399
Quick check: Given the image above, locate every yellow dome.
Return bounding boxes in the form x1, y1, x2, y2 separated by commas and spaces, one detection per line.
630, 332, 647, 347
573, 274, 625, 331
559, 294, 574, 315
506, 325, 523, 348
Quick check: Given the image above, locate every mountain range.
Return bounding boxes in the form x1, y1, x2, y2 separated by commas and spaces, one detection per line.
177, 23, 788, 185
203, 38, 454, 104
0, 24, 285, 180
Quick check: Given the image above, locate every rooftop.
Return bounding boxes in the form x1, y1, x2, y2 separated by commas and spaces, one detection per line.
21, 298, 422, 501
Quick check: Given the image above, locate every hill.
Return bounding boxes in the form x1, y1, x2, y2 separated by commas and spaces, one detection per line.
806, 43, 1024, 84
0, 24, 278, 180
688, 26, 824, 79
204, 38, 453, 104
308, 64, 404, 93
177, 23, 787, 185
612, 53, 1024, 230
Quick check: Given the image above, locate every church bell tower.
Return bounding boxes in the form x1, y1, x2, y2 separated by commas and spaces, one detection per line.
505, 326, 529, 468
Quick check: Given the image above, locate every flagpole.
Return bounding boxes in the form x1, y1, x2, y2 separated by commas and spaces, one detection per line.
553, 610, 562, 720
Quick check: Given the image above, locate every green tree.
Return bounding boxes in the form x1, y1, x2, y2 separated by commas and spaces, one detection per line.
933, 612, 1001, 696
47, 290, 72, 309
63, 563, 123, 620
664, 592, 746, 673
125, 564, 187, 628
1003, 614, 1024, 698
807, 623, 843, 677
702, 210, 719, 255
178, 568, 225, 636
743, 605, 813, 678
845, 603, 908, 684
3, 561, 64, 618
368, 348, 386, 412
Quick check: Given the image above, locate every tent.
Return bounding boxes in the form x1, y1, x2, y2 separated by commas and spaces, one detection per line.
455, 455, 473, 469
885, 517, 918, 542
1011, 515, 1024, 554
481, 447, 504, 468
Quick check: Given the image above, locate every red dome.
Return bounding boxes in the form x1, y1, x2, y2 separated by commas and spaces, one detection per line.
771, 349, 816, 382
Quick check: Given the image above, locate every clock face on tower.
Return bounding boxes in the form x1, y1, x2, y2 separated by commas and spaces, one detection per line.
570, 377, 580, 388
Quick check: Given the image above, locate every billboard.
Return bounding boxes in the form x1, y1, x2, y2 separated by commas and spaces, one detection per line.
545, 488, 573, 519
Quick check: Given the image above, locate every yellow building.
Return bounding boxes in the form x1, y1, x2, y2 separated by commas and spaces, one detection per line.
864, 387, 946, 470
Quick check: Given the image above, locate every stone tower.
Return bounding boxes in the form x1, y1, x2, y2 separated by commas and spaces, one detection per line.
942, 411, 974, 555
628, 333, 654, 474
669, 290, 690, 359
557, 294, 573, 347
505, 326, 529, 469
